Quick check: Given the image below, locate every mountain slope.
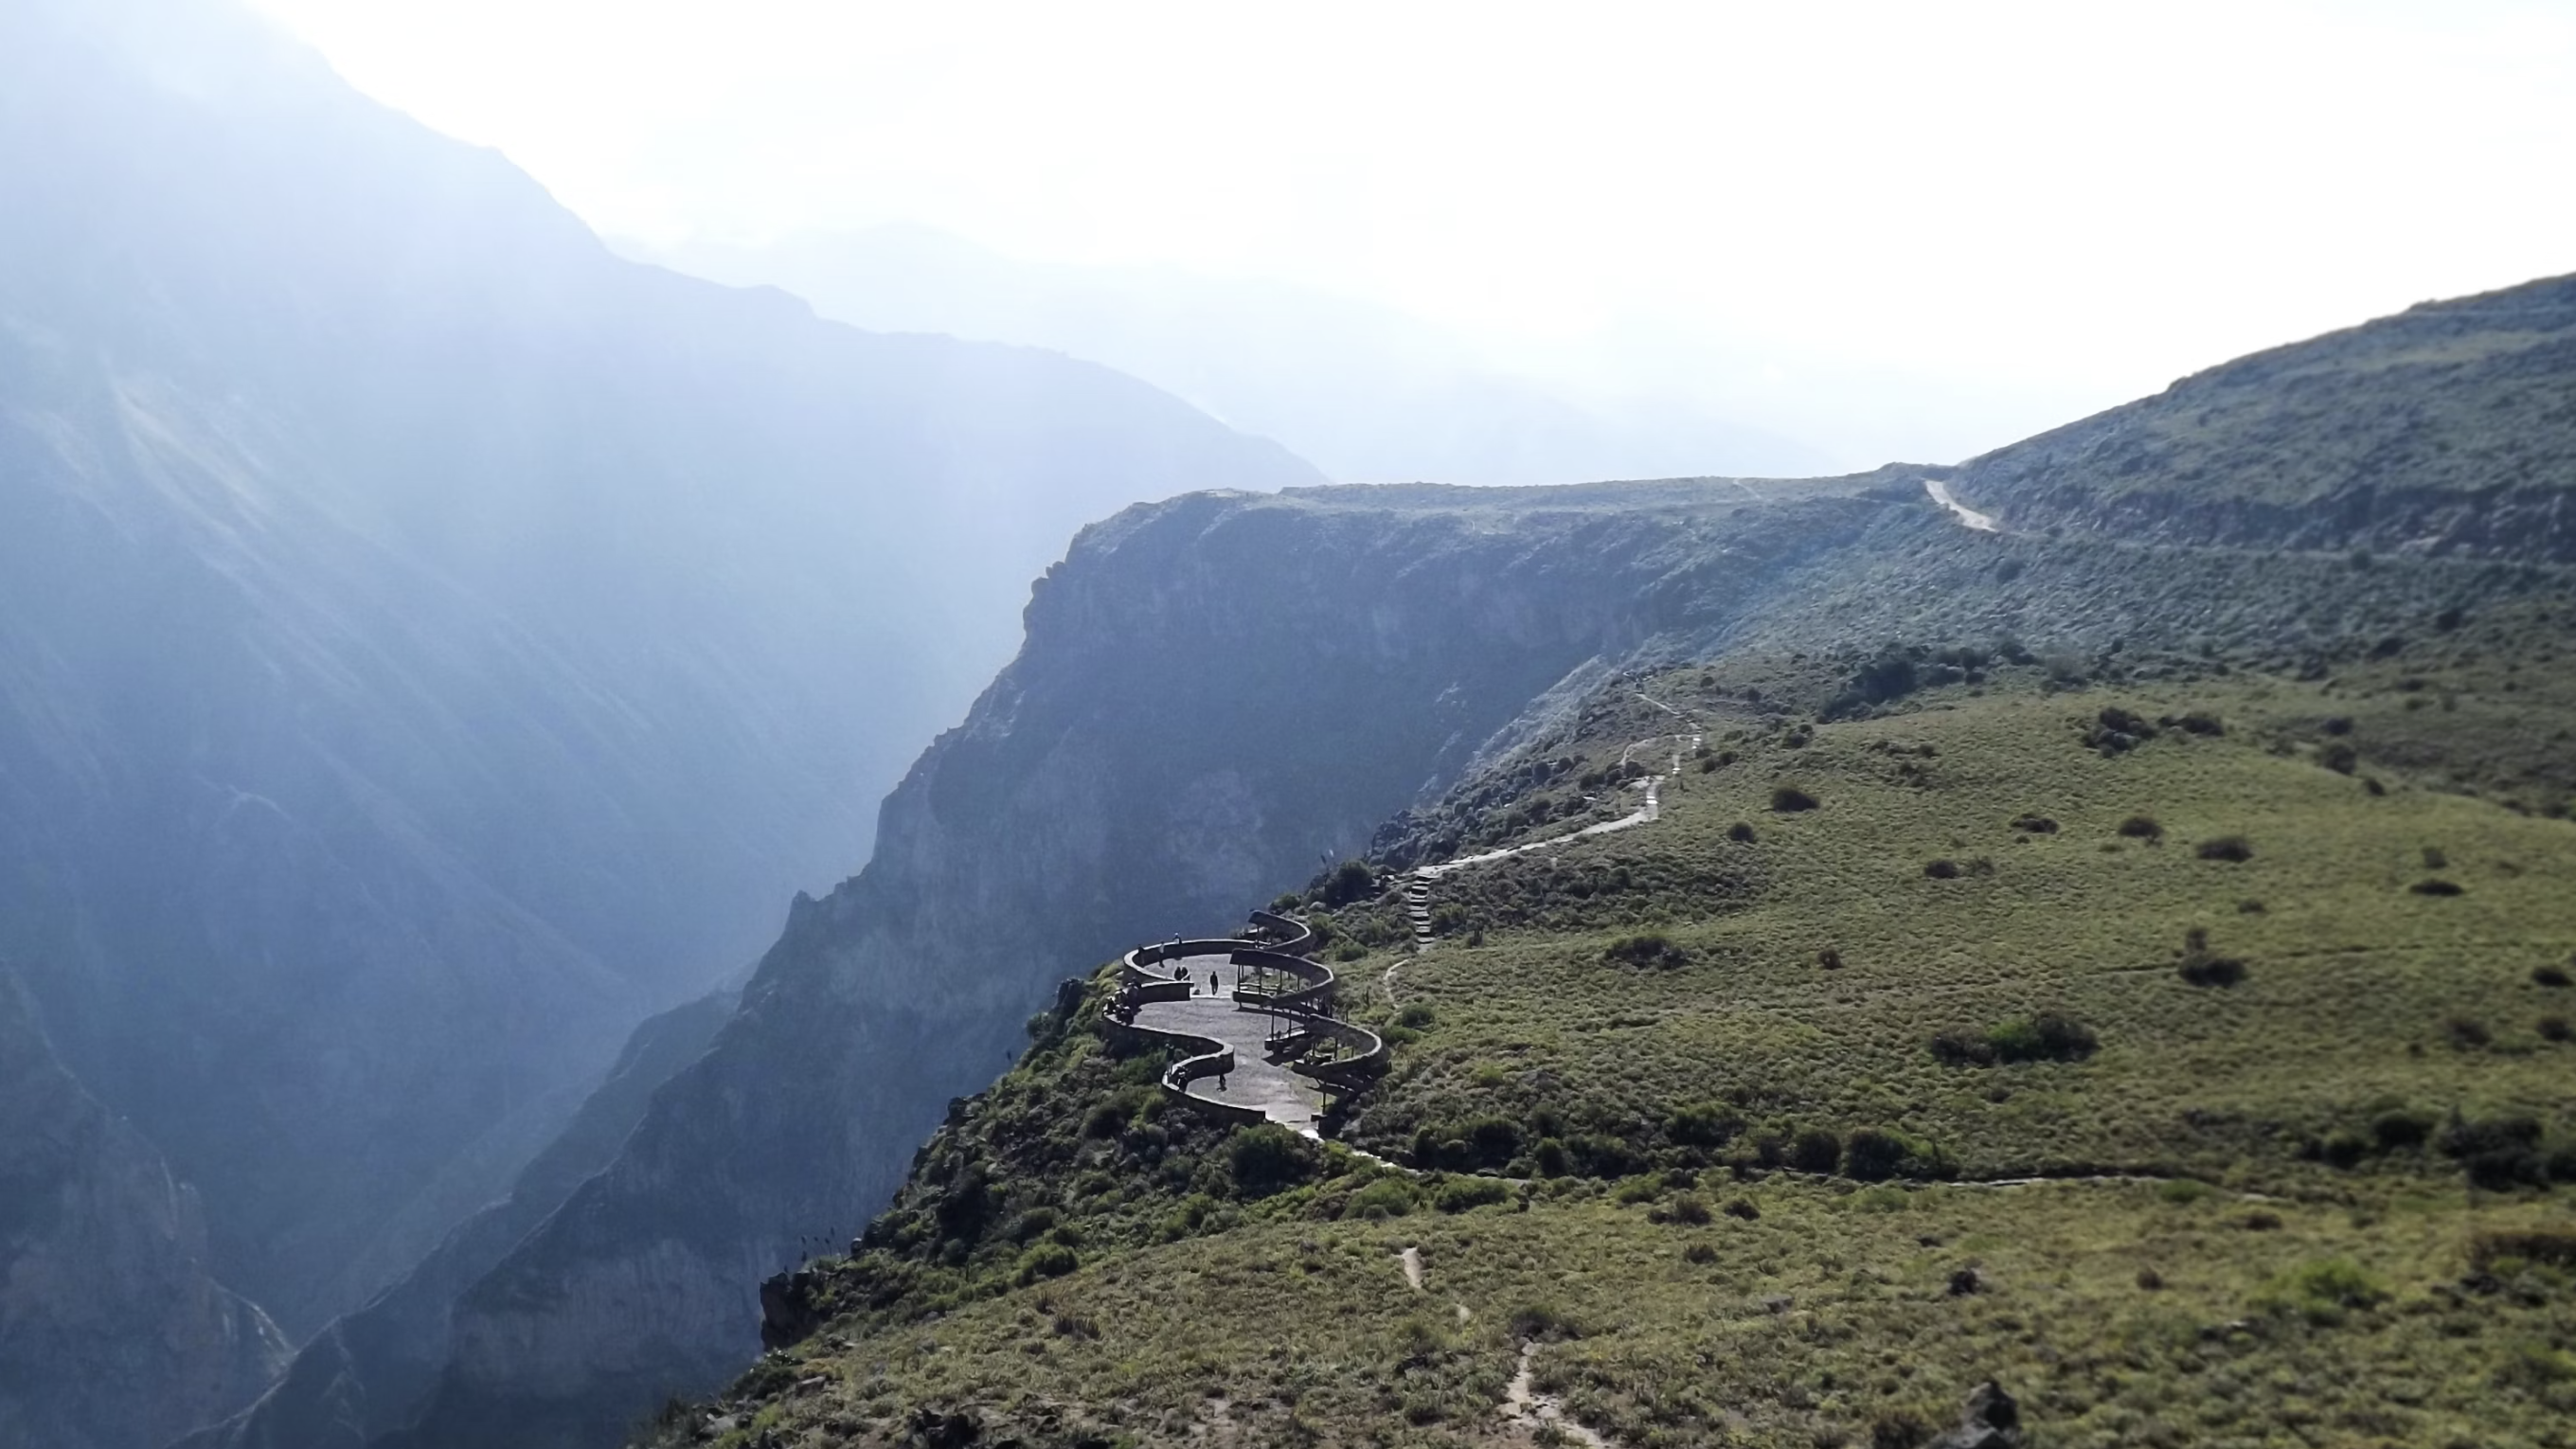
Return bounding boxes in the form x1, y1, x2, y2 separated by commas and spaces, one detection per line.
584, 274, 2576, 1449
0, 977, 290, 1449
0, 0, 1315, 1407
648, 440, 2576, 1449
387, 477, 1904, 1446
1948, 271, 2576, 558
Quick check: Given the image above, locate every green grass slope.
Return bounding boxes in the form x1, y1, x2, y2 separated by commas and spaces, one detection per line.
641, 572, 2576, 1449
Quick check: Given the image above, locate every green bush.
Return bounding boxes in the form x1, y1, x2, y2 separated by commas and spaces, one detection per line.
2371, 1108, 2438, 1152
1318, 858, 1379, 907
1843, 1127, 1951, 1181
1666, 1102, 1743, 1148
1433, 1176, 1512, 1213
1788, 1128, 1842, 1173
1602, 933, 1689, 969
2117, 814, 2164, 841
1226, 1124, 1317, 1198
1933, 1012, 2098, 1065
1012, 1243, 1079, 1285
2258, 1258, 2390, 1325
1770, 785, 1821, 813
1346, 1176, 1419, 1220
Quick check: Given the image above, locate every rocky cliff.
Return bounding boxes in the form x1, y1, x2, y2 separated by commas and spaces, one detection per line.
0, 976, 289, 1449
385, 477, 1902, 1445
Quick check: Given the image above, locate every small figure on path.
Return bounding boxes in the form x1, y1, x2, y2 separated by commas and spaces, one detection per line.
1209, 970, 1220, 995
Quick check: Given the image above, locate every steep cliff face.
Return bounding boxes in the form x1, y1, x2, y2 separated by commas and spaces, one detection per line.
1948, 271, 2576, 560
0, 977, 289, 1449
0, 0, 1315, 1362
183, 991, 734, 1449
389, 478, 1899, 1446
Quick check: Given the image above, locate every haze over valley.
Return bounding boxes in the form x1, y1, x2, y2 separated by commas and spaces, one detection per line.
4, 4, 2574, 1449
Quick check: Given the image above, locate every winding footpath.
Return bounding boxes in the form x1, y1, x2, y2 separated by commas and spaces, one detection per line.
1405, 698, 1703, 950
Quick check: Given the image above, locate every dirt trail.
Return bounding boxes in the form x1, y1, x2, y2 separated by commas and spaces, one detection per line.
1923, 476, 1999, 532
1501, 1341, 1612, 1446
1404, 702, 1700, 951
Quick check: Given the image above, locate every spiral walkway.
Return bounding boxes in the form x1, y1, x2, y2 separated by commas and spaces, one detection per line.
1106, 911, 1384, 1134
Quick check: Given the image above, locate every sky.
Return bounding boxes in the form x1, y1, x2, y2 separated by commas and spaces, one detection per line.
243, 0, 2576, 465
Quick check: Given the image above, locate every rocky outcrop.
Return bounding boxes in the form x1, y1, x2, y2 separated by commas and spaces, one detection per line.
389, 479, 1897, 1447
0, 976, 289, 1449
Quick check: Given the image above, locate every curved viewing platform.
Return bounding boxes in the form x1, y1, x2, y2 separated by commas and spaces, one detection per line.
1107, 909, 1384, 1134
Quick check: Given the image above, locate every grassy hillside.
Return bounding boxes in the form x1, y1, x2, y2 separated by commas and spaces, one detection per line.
1948, 271, 2576, 560
639, 563, 2576, 1448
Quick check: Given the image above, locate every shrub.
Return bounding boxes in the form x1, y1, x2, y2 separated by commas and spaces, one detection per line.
1433, 1176, 1512, 1213
2442, 1113, 2548, 1190
2470, 1228, 2576, 1271
2534, 964, 2573, 989
1318, 858, 1379, 907
2447, 1017, 2492, 1050
1466, 1117, 1523, 1167
2370, 1108, 2438, 1151
2542, 1017, 2571, 1043
2086, 707, 2159, 754
1602, 934, 1689, 970
2196, 835, 2254, 862
1723, 1197, 1761, 1221
2259, 1258, 2390, 1325
1533, 1137, 1570, 1176
2319, 742, 2360, 775
2008, 813, 2060, 834
1939, 1012, 2099, 1065
1726, 821, 1758, 842
1013, 1243, 1079, 1285
1508, 1302, 1576, 1340
1844, 1127, 1949, 1181
1788, 1128, 1842, 1173
1394, 1003, 1437, 1029
2156, 1178, 2213, 1205
1669, 1193, 1713, 1225
1614, 1175, 1665, 1206
1227, 1124, 1318, 1198
2179, 928, 2248, 988
2116, 814, 2164, 842
1667, 1102, 1743, 1148
1770, 785, 1820, 813
1923, 859, 1961, 879
2410, 878, 2465, 897
1347, 1176, 1418, 1220
1817, 947, 1844, 970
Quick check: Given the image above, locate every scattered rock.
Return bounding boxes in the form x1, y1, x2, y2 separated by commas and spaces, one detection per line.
1927, 1379, 2025, 1449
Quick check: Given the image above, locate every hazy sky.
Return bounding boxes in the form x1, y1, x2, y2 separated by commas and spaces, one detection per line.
245, 0, 2576, 460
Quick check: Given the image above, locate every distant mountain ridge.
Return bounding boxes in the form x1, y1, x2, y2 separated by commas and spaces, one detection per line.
643, 225, 1837, 486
